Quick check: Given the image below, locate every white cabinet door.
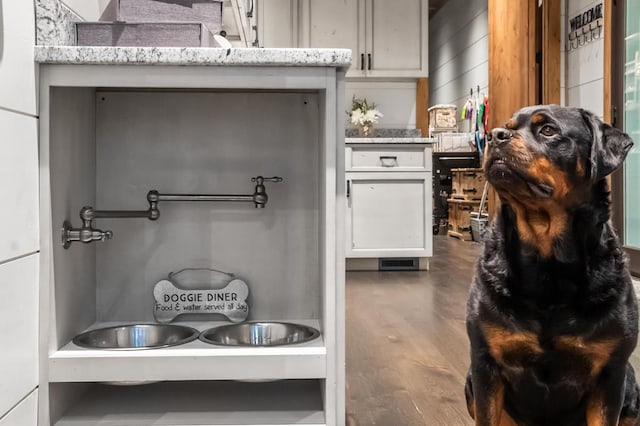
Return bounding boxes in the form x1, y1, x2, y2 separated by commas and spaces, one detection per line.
366, 0, 428, 77
299, 0, 426, 78
0, 110, 39, 262
0, 255, 38, 418
346, 172, 432, 257
257, 0, 299, 48
301, 0, 365, 77
0, 0, 36, 115
0, 390, 37, 426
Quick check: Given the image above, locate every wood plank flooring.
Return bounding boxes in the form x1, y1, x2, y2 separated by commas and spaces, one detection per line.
345, 235, 640, 426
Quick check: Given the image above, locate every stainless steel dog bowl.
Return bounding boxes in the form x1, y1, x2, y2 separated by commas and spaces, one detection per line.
199, 321, 320, 347
73, 324, 199, 350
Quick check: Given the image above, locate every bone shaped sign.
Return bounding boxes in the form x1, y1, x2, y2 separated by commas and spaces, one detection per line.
153, 278, 249, 323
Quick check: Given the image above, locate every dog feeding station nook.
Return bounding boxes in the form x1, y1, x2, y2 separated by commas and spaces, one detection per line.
36, 45, 349, 426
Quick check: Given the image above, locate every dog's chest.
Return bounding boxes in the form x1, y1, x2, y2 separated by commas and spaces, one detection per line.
481, 323, 617, 384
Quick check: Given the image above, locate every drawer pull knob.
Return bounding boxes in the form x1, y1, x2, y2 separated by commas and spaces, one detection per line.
379, 156, 398, 167
463, 188, 477, 194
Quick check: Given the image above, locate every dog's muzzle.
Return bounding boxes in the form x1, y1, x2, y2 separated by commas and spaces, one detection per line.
490, 128, 512, 146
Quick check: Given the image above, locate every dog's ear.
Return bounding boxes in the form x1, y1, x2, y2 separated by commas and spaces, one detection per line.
581, 109, 634, 181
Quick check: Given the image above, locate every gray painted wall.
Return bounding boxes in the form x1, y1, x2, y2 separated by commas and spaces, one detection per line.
428, 0, 488, 130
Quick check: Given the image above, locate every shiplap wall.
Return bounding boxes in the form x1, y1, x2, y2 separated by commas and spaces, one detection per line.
564, 0, 604, 117
429, 0, 602, 120
0, 0, 40, 422
428, 0, 488, 130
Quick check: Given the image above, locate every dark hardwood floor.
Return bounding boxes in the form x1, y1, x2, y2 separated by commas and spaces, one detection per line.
345, 235, 640, 426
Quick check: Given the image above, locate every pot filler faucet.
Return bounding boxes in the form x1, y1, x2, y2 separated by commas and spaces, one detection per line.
62, 176, 283, 249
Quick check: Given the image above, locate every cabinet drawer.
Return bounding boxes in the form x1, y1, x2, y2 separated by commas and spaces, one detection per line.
0, 389, 37, 426
346, 146, 432, 171
0, 255, 38, 417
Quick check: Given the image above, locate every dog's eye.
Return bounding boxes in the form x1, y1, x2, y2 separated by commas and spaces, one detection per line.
539, 125, 557, 137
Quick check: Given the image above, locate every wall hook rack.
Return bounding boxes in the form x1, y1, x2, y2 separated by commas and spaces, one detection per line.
566, 16, 603, 51
61, 176, 283, 248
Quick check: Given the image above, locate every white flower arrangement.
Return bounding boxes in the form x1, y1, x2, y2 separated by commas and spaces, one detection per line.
348, 96, 383, 128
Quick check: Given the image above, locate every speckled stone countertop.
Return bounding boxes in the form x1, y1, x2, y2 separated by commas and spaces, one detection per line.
34, 46, 352, 68
346, 137, 436, 144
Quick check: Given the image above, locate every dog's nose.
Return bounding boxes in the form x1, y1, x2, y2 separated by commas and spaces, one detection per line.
491, 128, 513, 145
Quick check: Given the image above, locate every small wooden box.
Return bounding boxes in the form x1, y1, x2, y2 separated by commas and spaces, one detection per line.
451, 168, 484, 200
428, 104, 457, 130
101, 0, 223, 34
447, 199, 481, 241
76, 22, 214, 47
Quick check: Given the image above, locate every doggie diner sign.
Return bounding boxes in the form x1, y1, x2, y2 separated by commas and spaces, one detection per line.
153, 278, 249, 323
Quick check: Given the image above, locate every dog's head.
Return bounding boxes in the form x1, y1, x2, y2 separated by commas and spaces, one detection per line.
484, 105, 633, 255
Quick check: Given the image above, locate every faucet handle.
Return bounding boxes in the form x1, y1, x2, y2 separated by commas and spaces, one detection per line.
100, 230, 114, 242
251, 176, 283, 184
61, 222, 113, 248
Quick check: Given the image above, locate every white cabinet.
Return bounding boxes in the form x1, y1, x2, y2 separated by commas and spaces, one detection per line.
39, 61, 345, 426
0, 255, 38, 418
256, 0, 300, 48
300, 0, 428, 78
345, 144, 433, 258
302, 0, 363, 76
0, 0, 36, 115
0, 110, 39, 262
0, 390, 38, 426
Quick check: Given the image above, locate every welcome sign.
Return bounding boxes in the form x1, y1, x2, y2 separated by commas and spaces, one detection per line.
567, 3, 603, 50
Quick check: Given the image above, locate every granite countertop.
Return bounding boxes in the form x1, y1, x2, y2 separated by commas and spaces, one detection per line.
35, 0, 350, 67
34, 46, 352, 68
346, 137, 436, 144
35, 0, 351, 67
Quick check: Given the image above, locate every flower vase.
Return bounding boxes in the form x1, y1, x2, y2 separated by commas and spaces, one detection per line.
359, 123, 374, 137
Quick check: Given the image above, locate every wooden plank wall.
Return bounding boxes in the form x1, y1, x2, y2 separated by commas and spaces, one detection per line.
416, 77, 429, 137
603, 0, 613, 124
487, 0, 538, 218
542, 0, 561, 105
488, 0, 537, 130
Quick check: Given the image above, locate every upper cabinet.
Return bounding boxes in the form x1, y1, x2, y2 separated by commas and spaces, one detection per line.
301, 0, 364, 77
365, 0, 427, 78
301, 0, 428, 78
256, 0, 300, 48
257, 0, 428, 79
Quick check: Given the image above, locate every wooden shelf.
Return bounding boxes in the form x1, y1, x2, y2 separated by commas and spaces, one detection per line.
50, 320, 325, 383
54, 380, 326, 426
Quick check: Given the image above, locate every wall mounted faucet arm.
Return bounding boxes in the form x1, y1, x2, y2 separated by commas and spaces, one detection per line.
61, 176, 283, 248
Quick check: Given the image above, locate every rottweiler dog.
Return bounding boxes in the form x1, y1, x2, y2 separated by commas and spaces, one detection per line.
465, 105, 638, 426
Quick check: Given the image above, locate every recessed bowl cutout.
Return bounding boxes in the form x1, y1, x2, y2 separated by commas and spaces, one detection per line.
73, 324, 200, 350
199, 321, 320, 347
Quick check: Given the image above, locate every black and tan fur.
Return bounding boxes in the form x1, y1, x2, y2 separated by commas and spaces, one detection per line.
465, 105, 638, 425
